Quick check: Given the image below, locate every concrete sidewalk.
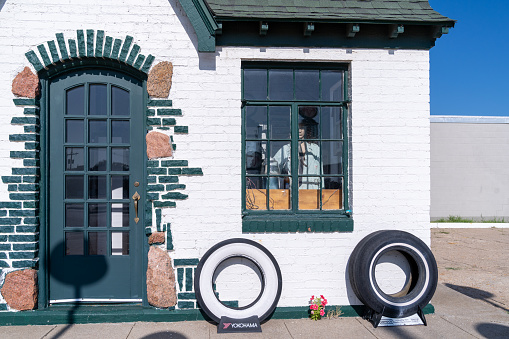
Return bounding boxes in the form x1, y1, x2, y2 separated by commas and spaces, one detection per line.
0, 283, 508, 339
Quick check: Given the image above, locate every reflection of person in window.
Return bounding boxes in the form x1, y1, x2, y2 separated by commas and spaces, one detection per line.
270, 118, 321, 189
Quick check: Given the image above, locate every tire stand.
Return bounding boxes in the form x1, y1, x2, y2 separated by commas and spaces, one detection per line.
363, 305, 427, 328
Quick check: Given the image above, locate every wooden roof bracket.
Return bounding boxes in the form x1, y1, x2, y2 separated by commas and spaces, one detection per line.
347, 24, 360, 38
433, 25, 450, 39
304, 22, 315, 36
259, 22, 269, 36
390, 24, 404, 39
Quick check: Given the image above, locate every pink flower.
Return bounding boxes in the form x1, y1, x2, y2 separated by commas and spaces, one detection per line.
320, 295, 324, 299
309, 305, 314, 310
310, 295, 314, 301
320, 309, 325, 316
313, 304, 319, 310
321, 299, 328, 306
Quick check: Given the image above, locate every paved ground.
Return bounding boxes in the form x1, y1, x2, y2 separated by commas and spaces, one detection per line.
0, 228, 508, 338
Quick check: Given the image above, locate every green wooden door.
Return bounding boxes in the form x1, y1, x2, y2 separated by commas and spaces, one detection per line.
48, 69, 144, 302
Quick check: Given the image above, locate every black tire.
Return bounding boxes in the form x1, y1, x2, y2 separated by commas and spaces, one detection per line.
194, 238, 282, 323
348, 230, 438, 318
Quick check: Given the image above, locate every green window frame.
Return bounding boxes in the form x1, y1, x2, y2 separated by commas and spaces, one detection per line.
242, 62, 353, 233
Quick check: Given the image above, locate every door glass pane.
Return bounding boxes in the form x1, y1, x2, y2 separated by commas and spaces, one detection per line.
112, 175, 129, 199
112, 232, 129, 255
66, 120, 84, 143
65, 147, 84, 171
246, 141, 266, 175
89, 232, 107, 255
270, 141, 291, 178
245, 106, 267, 139
321, 107, 342, 139
245, 177, 266, 210
89, 120, 107, 143
112, 86, 130, 116
321, 70, 343, 101
66, 85, 85, 115
322, 141, 342, 175
111, 148, 129, 171
270, 177, 291, 210
269, 106, 291, 139
299, 182, 320, 210
322, 177, 343, 210
295, 70, 319, 101
89, 175, 107, 199
111, 203, 129, 227
269, 69, 293, 100
89, 84, 107, 116
65, 204, 84, 227
65, 176, 84, 199
243, 69, 267, 100
111, 120, 130, 143
89, 148, 107, 171
65, 232, 84, 255
89, 203, 107, 227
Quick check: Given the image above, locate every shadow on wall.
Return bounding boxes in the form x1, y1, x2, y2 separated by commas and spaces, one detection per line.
444, 283, 509, 313
0, 0, 5, 11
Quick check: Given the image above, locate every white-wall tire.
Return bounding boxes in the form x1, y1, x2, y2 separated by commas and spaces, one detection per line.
194, 238, 282, 323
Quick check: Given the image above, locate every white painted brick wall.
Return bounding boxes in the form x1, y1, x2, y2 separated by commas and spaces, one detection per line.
0, 0, 431, 308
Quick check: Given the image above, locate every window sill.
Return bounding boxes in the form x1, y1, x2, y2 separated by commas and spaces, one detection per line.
242, 214, 353, 233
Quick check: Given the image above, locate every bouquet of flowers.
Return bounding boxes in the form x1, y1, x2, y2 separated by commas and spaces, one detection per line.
309, 295, 327, 320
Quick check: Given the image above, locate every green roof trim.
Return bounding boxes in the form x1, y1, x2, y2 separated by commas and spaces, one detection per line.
178, 0, 218, 52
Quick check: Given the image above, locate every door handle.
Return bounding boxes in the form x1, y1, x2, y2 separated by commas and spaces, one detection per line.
132, 191, 140, 224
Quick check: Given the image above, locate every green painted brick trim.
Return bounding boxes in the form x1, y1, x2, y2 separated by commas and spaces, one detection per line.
167, 168, 181, 175
146, 193, 159, 200
178, 301, 195, 309
10, 209, 37, 216
119, 35, 133, 62
0, 202, 22, 208
0, 211, 7, 217
68, 39, 78, 58
145, 201, 152, 227
145, 227, 152, 235
12, 260, 37, 268
77, 30, 86, 57
161, 160, 188, 167
147, 109, 155, 116
147, 160, 159, 167
126, 44, 140, 65
17, 184, 39, 192
111, 39, 122, 59
12, 168, 39, 175
10, 134, 38, 142
0, 261, 9, 268
157, 109, 182, 116
56, 33, 69, 60
103, 36, 113, 58
16, 226, 38, 233
23, 176, 39, 183
147, 118, 161, 126
148, 168, 166, 175
0, 226, 14, 233
156, 209, 161, 229
0, 244, 12, 251
95, 30, 104, 57
181, 168, 203, 175
14, 243, 37, 251
11, 117, 39, 124
0, 218, 22, 225
147, 184, 165, 192
147, 100, 172, 107
133, 54, 145, 69
141, 54, 155, 73
13, 99, 39, 107
156, 222, 166, 232
178, 292, 196, 300
242, 217, 354, 233
24, 217, 39, 224
2, 177, 22, 184
153, 201, 176, 208
9, 251, 37, 259
0, 253, 7, 259
177, 268, 184, 291
87, 29, 94, 57
24, 107, 39, 115
24, 125, 40, 133
185, 268, 193, 291
47, 40, 60, 63
162, 118, 176, 126
174, 126, 188, 134
25, 51, 44, 72
167, 224, 174, 250
25, 143, 40, 151
37, 44, 52, 67
174, 259, 199, 266
164, 184, 186, 190
9, 234, 39, 242
158, 127, 170, 131
161, 192, 188, 200
8, 184, 17, 191
23, 201, 39, 209
147, 176, 156, 184
9, 193, 40, 201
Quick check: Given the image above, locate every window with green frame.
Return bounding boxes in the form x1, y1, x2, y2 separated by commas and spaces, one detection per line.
242, 62, 353, 233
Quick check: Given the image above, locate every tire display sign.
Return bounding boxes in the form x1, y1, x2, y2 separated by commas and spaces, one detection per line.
217, 316, 262, 333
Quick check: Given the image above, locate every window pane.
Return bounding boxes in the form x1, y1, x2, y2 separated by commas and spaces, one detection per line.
89, 84, 107, 115
243, 69, 267, 100
65, 204, 84, 227
89, 232, 107, 255
111, 120, 130, 143
299, 184, 319, 210
245, 106, 267, 139
112, 203, 129, 227
66, 232, 84, 255
298, 107, 320, 140
112, 175, 129, 199
269, 69, 293, 100
269, 177, 291, 210
245, 177, 266, 210
112, 232, 129, 255
269, 141, 291, 177
89, 148, 107, 171
321, 107, 342, 139
89, 175, 107, 199
89, 120, 107, 143
65, 175, 84, 199
111, 148, 129, 171
322, 177, 343, 210
66, 120, 84, 143
112, 86, 130, 116
321, 70, 343, 101
297, 142, 321, 178
66, 86, 85, 115
269, 106, 291, 139
322, 141, 342, 175
89, 203, 107, 227
246, 141, 267, 175
65, 147, 84, 171
295, 70, 319, 100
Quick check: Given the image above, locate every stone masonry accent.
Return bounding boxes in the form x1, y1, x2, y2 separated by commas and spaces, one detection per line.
147, 61, 173, 98
146, 246, 177, 309
1, 269, 38, 310
12, 67, 40, 98
148, 232, 165, 245
146, 131, 173, 159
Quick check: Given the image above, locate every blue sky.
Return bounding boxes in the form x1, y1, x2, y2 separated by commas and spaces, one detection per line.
429, 0, 509, 116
